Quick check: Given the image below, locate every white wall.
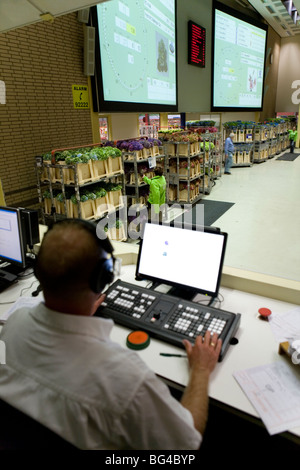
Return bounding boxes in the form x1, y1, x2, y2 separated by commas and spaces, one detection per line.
276, 35, 300, 113
177, 0, 212, 112
221, 112, 257, 124
110, 113, 139, 140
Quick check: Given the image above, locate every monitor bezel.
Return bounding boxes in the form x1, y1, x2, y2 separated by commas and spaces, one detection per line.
89, 1, 178, 113
135, 222, 228, 299
0, 206, 27, 269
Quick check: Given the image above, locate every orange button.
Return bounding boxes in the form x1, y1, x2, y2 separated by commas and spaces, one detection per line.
126, 331, 150, 350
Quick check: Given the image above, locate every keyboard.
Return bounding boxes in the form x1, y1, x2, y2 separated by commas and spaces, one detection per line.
95, 280, 241, 361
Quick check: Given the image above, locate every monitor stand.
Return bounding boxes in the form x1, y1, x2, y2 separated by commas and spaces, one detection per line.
167, 285, 198, 301
149, 282, 198, 302
148, 282, 218, 305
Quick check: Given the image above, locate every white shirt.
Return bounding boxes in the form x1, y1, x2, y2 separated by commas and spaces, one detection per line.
0, 303, 201, 450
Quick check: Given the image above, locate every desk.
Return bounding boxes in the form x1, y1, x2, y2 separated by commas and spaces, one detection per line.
1, 264, 300, 447
108, 265, 300, 440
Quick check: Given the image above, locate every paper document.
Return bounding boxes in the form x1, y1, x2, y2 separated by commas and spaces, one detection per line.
234, 362, 300, 435
268, 307, 300, 343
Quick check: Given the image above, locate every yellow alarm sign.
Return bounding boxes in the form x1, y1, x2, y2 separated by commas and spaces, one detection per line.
72, 85, 89, 109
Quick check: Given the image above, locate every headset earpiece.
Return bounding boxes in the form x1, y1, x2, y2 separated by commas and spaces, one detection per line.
90, 256, 115, 294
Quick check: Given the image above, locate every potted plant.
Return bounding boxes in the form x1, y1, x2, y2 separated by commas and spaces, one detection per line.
148, 138, 162, 156
89, 147, 109, 179
93, 186, 108, 218
105, 146, 123, 174
42, 189, 52, 214
179, 182, 188, 201
41, 153, 56, 182
104, 182, 123, 209
70, 190, 96, 219
118, 140, 144, 160
65, 151, 93, 184
179, 159, 189, 177
106, 219, 126, 241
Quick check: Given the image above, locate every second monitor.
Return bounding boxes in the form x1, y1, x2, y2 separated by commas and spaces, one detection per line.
135, 223, 227, 302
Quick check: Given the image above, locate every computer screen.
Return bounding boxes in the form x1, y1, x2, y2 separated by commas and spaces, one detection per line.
135, 223, 227, 299
211, 0, 268, 111
0, 206, 26, 268
90, 0, 178, 112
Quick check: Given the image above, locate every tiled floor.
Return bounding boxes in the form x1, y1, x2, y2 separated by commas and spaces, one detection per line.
202, 150, 300, 281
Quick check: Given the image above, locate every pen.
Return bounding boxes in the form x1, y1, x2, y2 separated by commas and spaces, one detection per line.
160, 353, 187, 358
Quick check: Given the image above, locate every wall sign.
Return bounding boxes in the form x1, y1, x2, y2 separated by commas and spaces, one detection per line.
72, 85, 90, 109
188, 20, 206, 68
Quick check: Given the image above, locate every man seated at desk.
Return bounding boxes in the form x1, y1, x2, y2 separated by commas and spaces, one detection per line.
0, 219, 221, 450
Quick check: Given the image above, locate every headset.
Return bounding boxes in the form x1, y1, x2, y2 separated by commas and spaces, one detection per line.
34, 218, 115, 295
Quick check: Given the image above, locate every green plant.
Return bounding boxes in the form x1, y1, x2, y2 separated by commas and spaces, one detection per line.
55, 192, 65, 202
200, 141, 215, 151
42, 190, 51, 199
104, 182, 122, 192
70, 190, 96, 204
106, 147, 122, 158
94, 187, 107, 199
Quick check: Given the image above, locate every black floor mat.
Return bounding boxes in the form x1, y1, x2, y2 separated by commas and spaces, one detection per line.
276, 152, 299, 161
173, 199, 234, 227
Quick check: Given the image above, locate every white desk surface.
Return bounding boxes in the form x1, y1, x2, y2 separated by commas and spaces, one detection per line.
1, 264, 300, 440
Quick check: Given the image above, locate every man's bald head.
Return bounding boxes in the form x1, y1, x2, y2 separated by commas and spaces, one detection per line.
35, 220, 106, 298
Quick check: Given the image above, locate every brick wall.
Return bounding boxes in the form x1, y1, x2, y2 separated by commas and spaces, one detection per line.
0, 13, 93, 208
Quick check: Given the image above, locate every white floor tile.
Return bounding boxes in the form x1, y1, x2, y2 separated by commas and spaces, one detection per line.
203, 151, 300, 281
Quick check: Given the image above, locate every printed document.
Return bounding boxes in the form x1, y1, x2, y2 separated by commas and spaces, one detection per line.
234, 362, 300, 435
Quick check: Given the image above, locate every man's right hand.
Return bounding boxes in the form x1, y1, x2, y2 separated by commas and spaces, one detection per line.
181, 331, 222, 435
183, 330, 222, 374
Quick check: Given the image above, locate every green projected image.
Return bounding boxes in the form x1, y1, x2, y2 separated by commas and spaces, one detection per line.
97, 0, 176, 106
213, 8, 267, 109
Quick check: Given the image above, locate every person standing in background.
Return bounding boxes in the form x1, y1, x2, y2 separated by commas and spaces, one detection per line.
143, 166, 166, 221
288, 126, 298, 153
224, 132, 235, 175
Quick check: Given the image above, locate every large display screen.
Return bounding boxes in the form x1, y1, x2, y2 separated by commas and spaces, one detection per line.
136, 223, 227, 299
91, 0, 177, 112
212, 1, 268, 111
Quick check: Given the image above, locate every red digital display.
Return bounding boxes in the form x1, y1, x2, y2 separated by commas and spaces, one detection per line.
188, 20, 206, 68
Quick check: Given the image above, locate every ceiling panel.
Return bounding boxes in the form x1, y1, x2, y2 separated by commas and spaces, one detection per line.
0, 0, 299, 37
29, 0, 109, 16
0, 0, 41, 32
0, 0, 111, 33
246, 0, 300, 37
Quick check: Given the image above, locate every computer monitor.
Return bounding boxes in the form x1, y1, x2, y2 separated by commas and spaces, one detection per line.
135, 223, 227, 301
0, 206, 27, 269
0, 206, 39, 273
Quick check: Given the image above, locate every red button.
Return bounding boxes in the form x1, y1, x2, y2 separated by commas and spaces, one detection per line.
258, 308, 272, 318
